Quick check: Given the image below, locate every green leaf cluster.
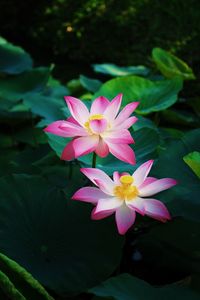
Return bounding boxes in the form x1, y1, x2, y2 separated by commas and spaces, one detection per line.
0, 38, 199, 299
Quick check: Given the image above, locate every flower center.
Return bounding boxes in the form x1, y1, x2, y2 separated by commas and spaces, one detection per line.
84, 114, 106, 134
89, 114, 104, 121
114, 175, 138, 201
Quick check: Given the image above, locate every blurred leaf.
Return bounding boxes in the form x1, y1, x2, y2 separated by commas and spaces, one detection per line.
22, 77, 69, 126
15, 127, 47, 146
94, 76, 183, 114
132, 115, 158, 131
152, 48, 195, 80
0, 271, 26, 300
0, 133, 13, 148
183, 151, 200, 178
161, 109, 200, 128
0, 36, 33, 74
139, 219, 200, 275
0, 67, 50, 103
92, 63, 149, 77
159, 128, 184, 143
0, 174, 124, 296
152, 129, 200, 222
24, 89, 68, 126
67, 78, 84, 95
80, 75, 102, 93
90, 273, 200, 300
188, 98, 200, 117
0, 252, 54, 300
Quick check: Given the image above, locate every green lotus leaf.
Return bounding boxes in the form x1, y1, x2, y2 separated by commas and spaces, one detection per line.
0, 37, 33, 74
0, 174, 124, 296
92, 63, 149, 77
0, 253, 54, 300
90, 273, 200, 299
80, 75, 102, 93
152, 48, 195, 80
0, 67, 50, 103
183, 151, 200, 178
94, 76, 183, 114
152, 129, 200, 222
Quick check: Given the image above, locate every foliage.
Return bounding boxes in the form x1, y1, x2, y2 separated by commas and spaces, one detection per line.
0, 252, 53, 299
0, 37, 199, 300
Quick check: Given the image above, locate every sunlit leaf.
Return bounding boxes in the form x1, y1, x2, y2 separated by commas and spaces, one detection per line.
183, 151, 200, 178
152, 48, 195, 80
93, 63, 149, 77
94, 76, 183, 114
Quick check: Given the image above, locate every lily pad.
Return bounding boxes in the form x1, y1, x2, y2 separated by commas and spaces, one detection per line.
152, 48, 195, 80
94, 76, 183, 114
0, 174, 124, 296
0, 37, 33, 74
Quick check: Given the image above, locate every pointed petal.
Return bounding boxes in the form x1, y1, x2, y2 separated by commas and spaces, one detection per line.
143, 199, 171, 221
95, 197, 122, 213
90, 118, 108, 134
107, 142, 136, 165
90, 96, 110, 115
44, 121, 69, 137
95, 139, 109, 157
139, 178, 177, 197
66, 116, 80, 125
126, 197, 145, 215
61, 140, 75, 161
104, 94, 122, 121
115, 116, 138, 130
104, 129, 134, 144
64, 96, 89, 126
72, 187, 108, 204
113, 171, 121, 184
133, 160, 154, 187
138, 177, 157, 189
115, 204, 136, 235
73, 135, 99, 158
81, 168, 115, 194
59, 121, 87, 137
91, 207, 115, 220
114, 102, 139, 126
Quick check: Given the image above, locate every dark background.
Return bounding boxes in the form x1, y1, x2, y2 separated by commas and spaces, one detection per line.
0, 0, 200, 81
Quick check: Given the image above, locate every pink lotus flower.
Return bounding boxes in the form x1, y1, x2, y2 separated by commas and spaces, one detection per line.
72, 160, 177, 235
44, 94, 139, 165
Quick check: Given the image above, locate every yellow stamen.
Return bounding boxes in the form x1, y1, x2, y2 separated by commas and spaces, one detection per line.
84, 114, 105, 133
89, 114, 104, 121
114, 175, 138, 201
120, 175, 134, 185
